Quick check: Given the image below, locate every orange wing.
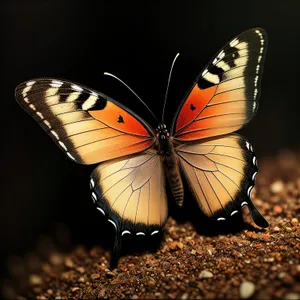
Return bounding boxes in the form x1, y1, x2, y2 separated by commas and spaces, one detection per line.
15, 78, 155, 164
172, 28, 267, 141
176, 134, 268, 228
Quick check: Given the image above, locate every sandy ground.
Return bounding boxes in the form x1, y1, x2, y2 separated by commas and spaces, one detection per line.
2, 150, 300, 299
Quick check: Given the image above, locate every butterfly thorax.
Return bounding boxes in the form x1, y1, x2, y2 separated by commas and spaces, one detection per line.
156, 124, 184, 207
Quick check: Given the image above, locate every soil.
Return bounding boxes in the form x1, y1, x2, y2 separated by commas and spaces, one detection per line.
2, 150, 300, 299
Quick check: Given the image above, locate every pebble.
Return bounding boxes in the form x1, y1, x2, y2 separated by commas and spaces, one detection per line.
239, 281, 255, 299
64, 257, 75, 269
273, 226, 280, 232
29, 274, 43, 286
181, 293, 189, 299
199, 270, 213, 279
284, 293, 300, 300
291, 218, 298, 225
90, 273, 100, 281
274, 205, 283, 214
271, 181, 284, 193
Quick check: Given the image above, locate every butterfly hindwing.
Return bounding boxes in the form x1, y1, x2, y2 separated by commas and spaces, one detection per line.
176, 134, 268, 228
90, 149, 168, 249
172, 28, 267, 141
15, 78, 155, 164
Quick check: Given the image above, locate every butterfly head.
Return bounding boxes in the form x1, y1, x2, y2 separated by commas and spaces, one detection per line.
157, 124, 170, 140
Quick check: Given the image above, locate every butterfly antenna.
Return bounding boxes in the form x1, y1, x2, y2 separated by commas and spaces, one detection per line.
161, 53, 180, 124
104, 72, 159, 123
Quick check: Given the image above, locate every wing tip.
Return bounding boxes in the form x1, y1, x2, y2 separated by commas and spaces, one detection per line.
246, 199, 269, 228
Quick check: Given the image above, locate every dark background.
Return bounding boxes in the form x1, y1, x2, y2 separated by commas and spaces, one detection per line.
1, 0, 299, 276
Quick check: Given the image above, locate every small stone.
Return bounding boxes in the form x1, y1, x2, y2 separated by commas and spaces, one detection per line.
49, 252, 63, 266
181, 293, 189, 299
106, 271, 116, 278
191, 249, 196, 255
273, 226, 280, 232
132, 295, 139, 299
169, 241, 183, 250
264, 257, 275, 263
46, 289, 53, 295
284, 293, 300, 300
91, 273, 100, 281
291, 218, 298, 225
285, 227, 293, 232
278, 272, 286, 279
199, 270, 213, 279
64, 257, 75, 269
29, 274, 43, 286
78, 276, 85, 282
76, 267, 85, 274
271, 180, 284, 193
239, 281, 255, 299
274, 205, 283, 214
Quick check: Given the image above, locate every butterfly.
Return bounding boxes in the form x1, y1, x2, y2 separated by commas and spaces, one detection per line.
15, 28, 268, 257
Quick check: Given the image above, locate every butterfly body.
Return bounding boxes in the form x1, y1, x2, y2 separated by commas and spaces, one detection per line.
156, 124, 184, 206
15, 28, 269, 260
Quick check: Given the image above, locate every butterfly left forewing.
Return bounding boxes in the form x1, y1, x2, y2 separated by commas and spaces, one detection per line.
15, 79, 155, 164
172, 28, 267, 141
176, 134, 268, 228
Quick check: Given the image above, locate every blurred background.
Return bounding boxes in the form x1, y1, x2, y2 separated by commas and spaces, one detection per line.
1, 0, 300, 280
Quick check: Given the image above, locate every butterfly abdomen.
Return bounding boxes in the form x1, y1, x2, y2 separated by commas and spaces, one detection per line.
163, 151, 184, 207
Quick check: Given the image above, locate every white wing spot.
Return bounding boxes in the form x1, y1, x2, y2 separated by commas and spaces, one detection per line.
90, 178, 95, 188
66, 152, 75, 161
252, 171, 258, 181
23, 97, 29, 103
253, 102, 256, 112
230, 210, 238, 216
241, 201, 248, 207
217, 50, 225, 59
51, 80, 63, 87
136, 232, 146, 236
29, 104, 36, 111
229, 38, 239, 47
108, 219, 117, 230
50, 83, 63, 88
82, 94, 98, 110
71, 84, 83, 92
91, 192, 97, 203
58, 141, 67, 151
203, 72, 220, 84
246, 141, 250, 150
50, 130, 59, 139
96, 207, 105, 216
202, 69, 208, 76
36, 112, 44, 119
247, 186, 253, 197
44, 120, 51, 128
121, 230, 131, 236
217, 217, 226, 221
26, 81, 36, 86
151, 230, 159, 236
253, 156, 257, 166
